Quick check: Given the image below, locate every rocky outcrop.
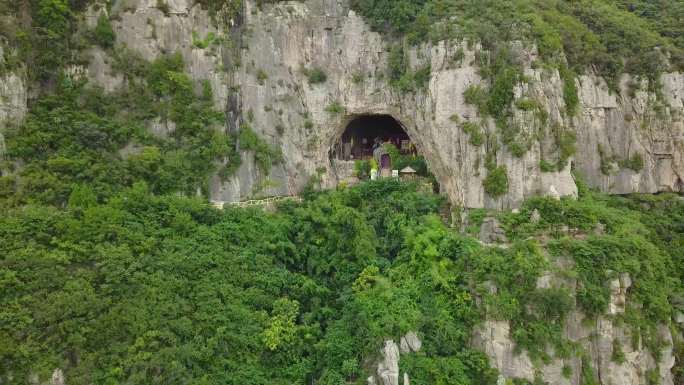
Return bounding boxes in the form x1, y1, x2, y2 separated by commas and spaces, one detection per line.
376, 340, 400, 385
573, 73, 684, 195
369, 332, 421, 385
478, 217, 508, 244
3, 1, 683, 205
50, 369, 64, 385
0, 70, 26, 126
217, 0, 681, 206
400, 331, 422, 353
0, 41, 27, 163
7, 0, 679, 206
472, 272, 676, 385
473, 320, 538, 382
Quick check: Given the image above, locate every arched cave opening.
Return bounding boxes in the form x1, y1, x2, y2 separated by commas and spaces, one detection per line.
333, 115, 413, 161
331, 114, 435, 184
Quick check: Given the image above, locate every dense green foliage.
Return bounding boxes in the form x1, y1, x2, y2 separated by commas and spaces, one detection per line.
2, 178, 681, 384
483, 165, 509, 197
0, 180, 490, 384
1, 0, 94, 80
387, 45, 431, 92
351, 0, 682, 84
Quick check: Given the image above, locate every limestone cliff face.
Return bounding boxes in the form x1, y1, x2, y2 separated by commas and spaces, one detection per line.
472, 271, 677, 385
0, 68, 26, 126
222, 0, 582, 207
215, 0, 682, 207
0, 43, 27, 160
3, 0, 682, 207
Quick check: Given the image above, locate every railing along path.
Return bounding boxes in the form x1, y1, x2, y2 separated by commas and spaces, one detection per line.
212, 195, 302, 209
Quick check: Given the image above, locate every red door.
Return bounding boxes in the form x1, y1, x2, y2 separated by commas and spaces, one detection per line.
380, 154, 391, 169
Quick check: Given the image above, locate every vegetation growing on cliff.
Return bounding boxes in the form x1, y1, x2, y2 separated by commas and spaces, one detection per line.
483, 165, 509, 197
1, 177, 682, 384
303, 67, 328, 84
1, 52, 243, 207
463, 48, 541, 158
387, 45, 431, 92
0, 1, 682, 384
353, 0, 679, 162
92, 13, 115, 48
351, 0, 682, 84
238, 123, 283, 175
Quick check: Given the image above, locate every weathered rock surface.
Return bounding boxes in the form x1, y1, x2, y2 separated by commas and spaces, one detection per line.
370, 333, 421, 385
472, 271, 675, 385
0, 42, 27, 163
216, 0, 681, 207
3, 0, 681, 206
573, 73, 684, 195
479, 217, 508, 244
377, 340, 400, 385
472, 320, 537, 381
50, 369, 64, 385
0, 71, 26, 126
107, 0, 230, 110
247, 1, 677, 205
400, 331, 422, 353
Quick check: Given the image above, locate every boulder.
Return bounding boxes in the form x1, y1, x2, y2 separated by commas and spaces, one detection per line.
51, 369, 65, 385
530, 208, 541, 224
400, 331, 422, 353
479, 217, 508, 244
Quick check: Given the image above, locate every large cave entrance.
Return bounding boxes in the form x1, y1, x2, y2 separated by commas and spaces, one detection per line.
331, 114, 435, 186
332, 115, 416, 161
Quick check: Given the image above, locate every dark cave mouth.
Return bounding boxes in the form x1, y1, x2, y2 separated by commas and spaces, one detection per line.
330, 114, 437, 187
331, 115, 415, 161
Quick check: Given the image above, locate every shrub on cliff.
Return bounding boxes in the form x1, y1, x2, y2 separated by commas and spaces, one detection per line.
483, 165, 509, 197
93, 14, 115, 48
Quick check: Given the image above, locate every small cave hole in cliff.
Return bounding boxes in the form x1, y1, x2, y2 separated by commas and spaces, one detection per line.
331, 114, 435, 185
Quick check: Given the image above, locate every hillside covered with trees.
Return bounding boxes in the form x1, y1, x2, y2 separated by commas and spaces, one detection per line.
2, 179, 683, 384
0, 0, 683, 384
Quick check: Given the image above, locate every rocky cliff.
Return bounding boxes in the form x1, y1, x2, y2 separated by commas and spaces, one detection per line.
230, 0, 684, 209
473, 271, 677, 385
1, 0, 682, 208
0, 42, 27, 161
